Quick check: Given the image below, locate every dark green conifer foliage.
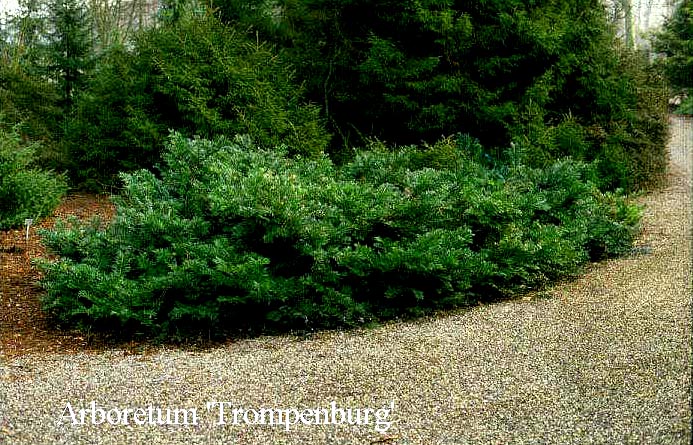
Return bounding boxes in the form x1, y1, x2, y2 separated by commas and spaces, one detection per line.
65, 8, 330, 188
653, 0, 693, 112
46, 0, 94, 108
0, 122, 67, 229
39, 133, 641, 338
0, 1, 64, 165
0, 0, 668, 339
220, 0, 667, 190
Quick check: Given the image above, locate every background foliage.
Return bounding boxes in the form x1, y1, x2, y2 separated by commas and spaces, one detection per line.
0, 122, 67, 229
64, 10, 330, 188
217, 0, 668, 190
0, 0, 670, 191
653, 0, 693, 114
0, 1, 62, 157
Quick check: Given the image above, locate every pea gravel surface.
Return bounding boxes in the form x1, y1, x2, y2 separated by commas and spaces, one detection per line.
1, 118, 691, 445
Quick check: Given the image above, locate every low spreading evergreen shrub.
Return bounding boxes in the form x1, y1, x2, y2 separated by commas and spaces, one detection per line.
0, 123, 67, 229
38, 133, 641, 338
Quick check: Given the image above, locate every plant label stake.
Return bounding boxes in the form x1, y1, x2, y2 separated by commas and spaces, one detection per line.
25, 218, 33, 241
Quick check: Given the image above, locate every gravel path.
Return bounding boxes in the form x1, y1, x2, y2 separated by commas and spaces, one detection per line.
1, 119, 691, 445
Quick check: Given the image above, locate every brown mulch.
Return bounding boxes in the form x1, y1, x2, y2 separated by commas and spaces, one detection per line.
0, 194, 118, 358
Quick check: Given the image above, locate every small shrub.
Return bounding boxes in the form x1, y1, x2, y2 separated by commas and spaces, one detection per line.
675, 96, 693, 115
39, 133, 641, 338
0, 124, 67, 229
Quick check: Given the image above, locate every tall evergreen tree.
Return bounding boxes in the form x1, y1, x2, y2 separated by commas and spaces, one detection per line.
0, 0, 62, 148
653, 0, 693, 92
213, 0, 667, 190
47, 0, 93, 108
64, 9, 330, 187
246, 1, 615, 148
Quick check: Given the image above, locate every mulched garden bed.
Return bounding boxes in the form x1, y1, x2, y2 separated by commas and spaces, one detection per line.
0, 194, 116, 358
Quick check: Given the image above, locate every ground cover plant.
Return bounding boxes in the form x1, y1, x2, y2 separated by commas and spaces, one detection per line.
38, 133, 641, 338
